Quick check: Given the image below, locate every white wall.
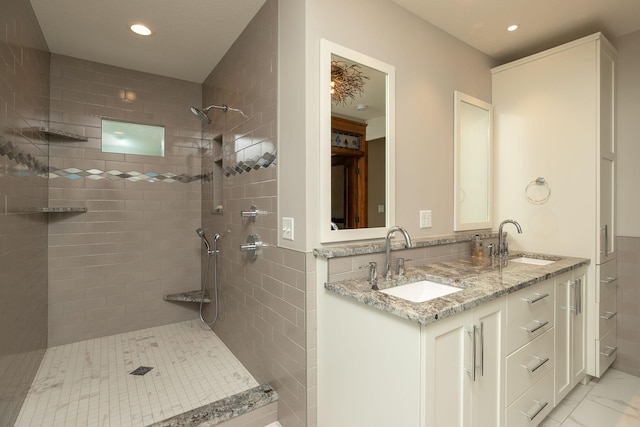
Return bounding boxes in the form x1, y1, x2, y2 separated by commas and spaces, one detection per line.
616, 30, 640, 237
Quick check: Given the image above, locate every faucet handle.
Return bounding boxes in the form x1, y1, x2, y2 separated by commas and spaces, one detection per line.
360, 262, 378, 289
395, 258, 412, 276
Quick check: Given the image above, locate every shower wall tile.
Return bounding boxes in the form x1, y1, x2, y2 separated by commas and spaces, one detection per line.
0, 0, 50, 425
47, 53, 206, 347
200, 1, 307, 426
613, 236, 640, 376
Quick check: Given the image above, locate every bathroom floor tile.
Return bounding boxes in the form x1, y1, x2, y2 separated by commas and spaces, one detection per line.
541, 368, 640, 427
15, 320, 258, 427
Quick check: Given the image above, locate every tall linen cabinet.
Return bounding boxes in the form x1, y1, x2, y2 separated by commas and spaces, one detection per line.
492, 32, 617, 379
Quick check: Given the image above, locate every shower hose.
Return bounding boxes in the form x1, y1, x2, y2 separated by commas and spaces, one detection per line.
200, 240, 219, 325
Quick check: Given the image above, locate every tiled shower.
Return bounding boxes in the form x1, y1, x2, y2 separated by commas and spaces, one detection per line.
1, 0, 307, 426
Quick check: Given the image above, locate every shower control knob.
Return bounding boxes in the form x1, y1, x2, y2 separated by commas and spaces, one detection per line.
241, 205, 268, 223
239, 234, 265, 261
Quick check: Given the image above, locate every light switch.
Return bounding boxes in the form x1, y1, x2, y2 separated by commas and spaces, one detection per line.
378, 204, 385, 213
420, 210, 432, 228
282, 217, 294, 240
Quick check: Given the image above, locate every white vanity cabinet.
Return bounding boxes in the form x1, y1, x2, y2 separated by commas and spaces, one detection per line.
555, 268, 587, 403
504, 278, 555, 426
492, 32, 617, 378
318, 290, 422, 427
423, 298, 504, 427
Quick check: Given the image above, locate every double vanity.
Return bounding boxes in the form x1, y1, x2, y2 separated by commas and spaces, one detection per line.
316, 238, 591, 427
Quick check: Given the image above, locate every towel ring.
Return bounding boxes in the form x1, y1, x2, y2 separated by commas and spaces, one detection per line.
526, 177, 551, 204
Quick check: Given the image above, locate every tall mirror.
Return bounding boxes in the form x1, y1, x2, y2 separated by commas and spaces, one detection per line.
453, 91, 492, 231
320, 39, 395, 243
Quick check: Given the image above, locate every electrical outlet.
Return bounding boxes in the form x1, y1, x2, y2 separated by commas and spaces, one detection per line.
378, 204, 385, 213
282, 217, 294, 240
420, 210, 432, 228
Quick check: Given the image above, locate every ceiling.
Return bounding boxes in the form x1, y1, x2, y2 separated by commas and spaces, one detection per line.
391, 0, 640, 63
30, 0, 266, 83
30, 0, 640, 84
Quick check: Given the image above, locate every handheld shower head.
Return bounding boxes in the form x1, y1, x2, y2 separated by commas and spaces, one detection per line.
196, 228, 212, 252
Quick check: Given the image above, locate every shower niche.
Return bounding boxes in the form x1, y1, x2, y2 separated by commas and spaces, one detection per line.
210, 134, 224, 214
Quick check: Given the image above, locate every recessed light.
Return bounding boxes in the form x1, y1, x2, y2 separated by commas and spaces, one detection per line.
507, 24, 519, 32
130, 23, 152, 36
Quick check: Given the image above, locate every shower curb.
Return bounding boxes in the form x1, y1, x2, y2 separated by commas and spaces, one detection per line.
148, 383, 278, 427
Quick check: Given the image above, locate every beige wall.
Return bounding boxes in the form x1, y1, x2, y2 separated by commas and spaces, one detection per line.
278, 0, 496, 253
616, 30, 640, 237
613, 30, 640, 375
47, 54, 204, 346
0, 0, 50, 424
200, 2, 308, 426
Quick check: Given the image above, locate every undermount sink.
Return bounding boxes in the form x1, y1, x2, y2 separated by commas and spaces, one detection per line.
380, 280, 462, 303
509, 256, 556, 266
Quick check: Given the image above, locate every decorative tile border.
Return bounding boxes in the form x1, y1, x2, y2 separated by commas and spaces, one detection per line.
0, 135, 49, 176
0, 134, 277, 182
47, 167, 208, 183
223, 151, 277, 177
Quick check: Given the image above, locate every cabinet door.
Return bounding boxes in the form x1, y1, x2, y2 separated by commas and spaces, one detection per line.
555, 272, 572, 402
572, 269, 587, 385
424, 299, 504, 427
599, 156, 615, 263
555, 269, 587, 404
598, 40, 616, 264
472, 302, 504, 427
424, 312, 471, 427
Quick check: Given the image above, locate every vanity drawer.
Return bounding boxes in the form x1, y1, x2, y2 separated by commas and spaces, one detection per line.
597, 326, 617, 376
505, 369, 554, 427
506, 279, 555, 353
598, 291, 617, 339
505, 327, 554, 406
598, 260, 617, 303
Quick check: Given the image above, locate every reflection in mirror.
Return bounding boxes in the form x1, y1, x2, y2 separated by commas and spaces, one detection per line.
320, 39, 395, 243
453, 91, 492, 231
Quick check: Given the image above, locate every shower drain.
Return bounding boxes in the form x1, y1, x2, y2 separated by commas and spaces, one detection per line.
130, 366, 153, 376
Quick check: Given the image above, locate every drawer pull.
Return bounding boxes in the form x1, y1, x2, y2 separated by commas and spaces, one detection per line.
522, 400, 549, 421
600, 277, 617, 285
522, 320, 549, 334
600, 311, 618, 321
525, 356, 550, 373
522, 293, 550, 305
601, 346, 617, 358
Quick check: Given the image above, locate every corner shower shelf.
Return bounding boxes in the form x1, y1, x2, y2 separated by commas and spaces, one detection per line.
30, 207, 88, 213
31, 127, 88, 141
163, 290, 210, 303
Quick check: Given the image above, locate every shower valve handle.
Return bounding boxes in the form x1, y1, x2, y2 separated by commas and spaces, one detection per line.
239, 234, 265, 261
241, 205, 268, 222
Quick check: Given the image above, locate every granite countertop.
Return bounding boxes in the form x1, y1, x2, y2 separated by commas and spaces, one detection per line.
149, 383, 277, 427
324, 253, 590, 326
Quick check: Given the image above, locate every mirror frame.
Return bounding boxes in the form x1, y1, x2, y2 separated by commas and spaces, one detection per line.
320, 39, 395, 243
453, 91, 493, 231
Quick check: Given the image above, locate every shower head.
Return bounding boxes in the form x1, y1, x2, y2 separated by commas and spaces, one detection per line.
190, 106, 212, 124
196, 228, 212, 252
189, 104, 247, 124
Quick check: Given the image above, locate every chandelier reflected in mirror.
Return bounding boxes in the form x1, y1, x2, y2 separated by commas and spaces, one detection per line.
330, 60, 370, 106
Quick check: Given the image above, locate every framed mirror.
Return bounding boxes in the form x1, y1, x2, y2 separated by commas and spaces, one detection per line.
453, 91, 492, 231
320, 39, 395, 243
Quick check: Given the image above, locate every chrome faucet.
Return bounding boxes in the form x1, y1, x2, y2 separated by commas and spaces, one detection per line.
384, 226, 412, 279
498, 219, 522, 256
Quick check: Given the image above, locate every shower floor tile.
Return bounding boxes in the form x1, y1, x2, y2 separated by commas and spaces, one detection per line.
15, 320, 258, 427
